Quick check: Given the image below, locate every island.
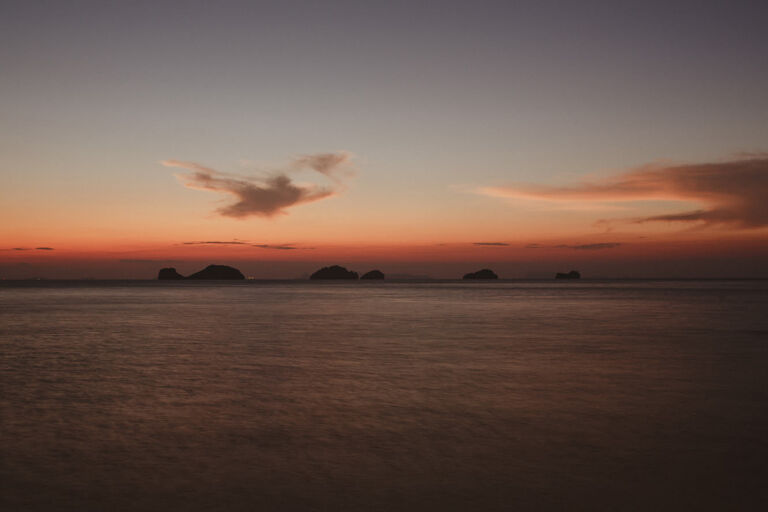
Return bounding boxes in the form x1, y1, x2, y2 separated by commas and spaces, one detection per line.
361, 270, 385, 280
157, 267, 184, 280
187, 264, 245, 280
310, 265, 359, 280
157, 264, 245, 280
555, 270, 581, 279
462, 269, 498, 279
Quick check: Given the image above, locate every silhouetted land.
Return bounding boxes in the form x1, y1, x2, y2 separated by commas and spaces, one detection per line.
361, 270, 385, 280
158, 265, 245, 280
556, 270, 581, 279
310, 265, 359, 279
463, 269, 499, 279
157, 268, 184, 280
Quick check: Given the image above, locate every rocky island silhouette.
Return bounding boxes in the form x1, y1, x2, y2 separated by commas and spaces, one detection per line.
462, 269, 498, 279
361, 270, 385, 280
310, 265, 359, 279
157, 268, 185, 280
158, 265, 245, 280
555, 270, 581, 279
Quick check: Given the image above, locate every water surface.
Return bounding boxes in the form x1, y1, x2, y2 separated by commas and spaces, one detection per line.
1, 280, 767, 510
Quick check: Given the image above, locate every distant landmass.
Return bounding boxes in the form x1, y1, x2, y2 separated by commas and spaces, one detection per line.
157, 268, 184, 280
361, 270, 385, 280
463, 269, 498, 279
158, 265, 245, 280
310, 265, 359, 279
555, 270, 581, 279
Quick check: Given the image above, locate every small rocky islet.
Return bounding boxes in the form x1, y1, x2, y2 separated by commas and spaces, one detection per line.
157, 267, 185, 280
309, 266, 387, 280
310, 265, 359, 280
463, 269, 499, 280
158, 264, 245, 280
361, 270, 385, 280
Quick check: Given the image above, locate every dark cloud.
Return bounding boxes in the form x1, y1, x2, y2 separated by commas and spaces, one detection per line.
473, 242, 510, 246
480, 156, 768, 228
3, 247, 54, 251
120, 259, 182, 264
526, 243, 623, 250
182, 241, 248, 245
556, 243, 623, 250
163, 151, 354, 218
252, 244, 299, 250
179, 240, 310, 250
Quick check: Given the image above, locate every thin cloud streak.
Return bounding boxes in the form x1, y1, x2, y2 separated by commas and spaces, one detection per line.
526, 243, 624, 250
252, 244, 300, 250
479, 156, 768, 228
3, 247, 55, 251
182, 241, 249, 245
473, 242, 510, 246
163, 152, 354, 218
179, 241, 309, 250
555, 243, 623, 250
120, 259, 182, 264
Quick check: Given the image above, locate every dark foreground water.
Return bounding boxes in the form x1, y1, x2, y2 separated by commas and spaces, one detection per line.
1, 280, 767, 511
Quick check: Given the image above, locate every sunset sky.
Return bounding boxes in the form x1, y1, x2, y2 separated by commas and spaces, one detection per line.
2, 0, 767, 278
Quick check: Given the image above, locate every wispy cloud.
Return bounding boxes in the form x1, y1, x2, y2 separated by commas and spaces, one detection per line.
252, 244, 300, 250
163, 152, 354, 218
120, 259, 182, 264
478, 156, 768, 228
555, 243, 623, 250
182, 241, 249, 245
179, 240, 309, 250
3, 247, 55, 251
526, 243, 623, 250
473, 242, 510, 246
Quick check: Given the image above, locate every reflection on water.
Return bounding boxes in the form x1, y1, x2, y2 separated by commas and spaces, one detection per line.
1, 281, 767, 510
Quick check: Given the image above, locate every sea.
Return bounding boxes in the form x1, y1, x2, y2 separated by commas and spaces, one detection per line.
1, 279, 767, 511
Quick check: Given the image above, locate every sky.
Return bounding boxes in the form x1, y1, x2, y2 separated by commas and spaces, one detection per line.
1, 0, 767, 278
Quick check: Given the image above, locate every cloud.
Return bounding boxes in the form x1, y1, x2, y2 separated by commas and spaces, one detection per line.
163, 151, 354, 218
179, 240, 309, 250
555, 243, 623, 250
473, 242, 510, 246
291, 153, 354, 183
526, 243, 623, 250
478, 156, 768, 228
3, 247, 55, 251
178, 240, 310, 250
182, 241, 248, 245
252, 244, 299, 250
120, 259, 182, 264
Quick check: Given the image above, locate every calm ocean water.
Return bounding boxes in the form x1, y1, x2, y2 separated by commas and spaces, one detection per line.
1, 280, 767, 511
